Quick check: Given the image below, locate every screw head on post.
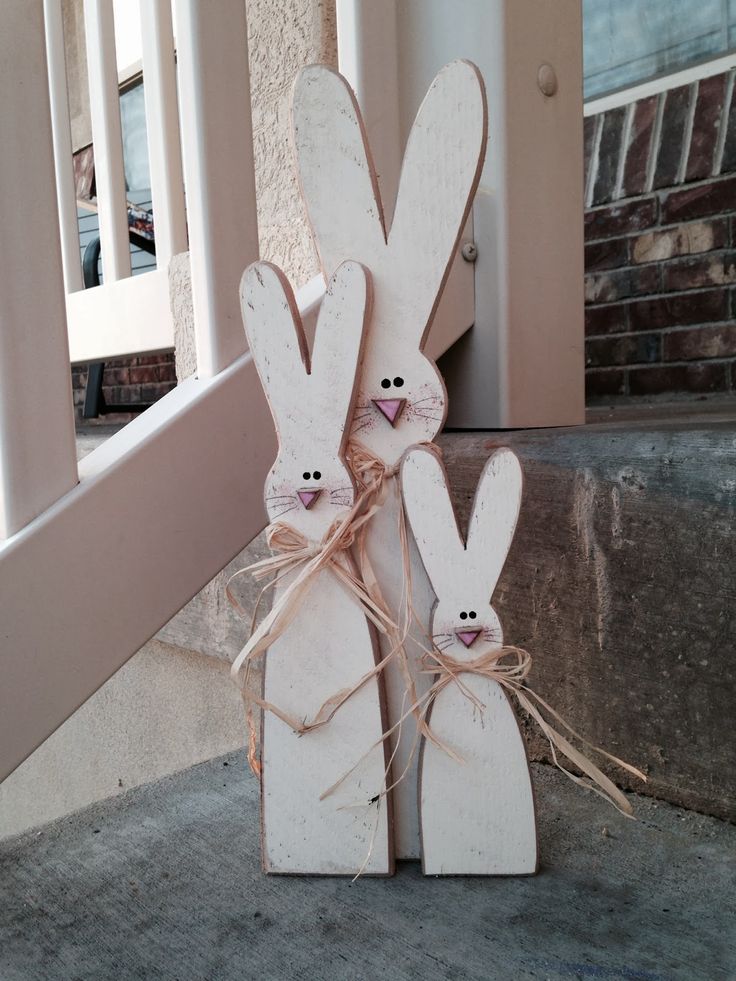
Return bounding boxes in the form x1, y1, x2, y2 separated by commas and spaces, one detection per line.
461, 241, 478, 263
537, 64, 558, 97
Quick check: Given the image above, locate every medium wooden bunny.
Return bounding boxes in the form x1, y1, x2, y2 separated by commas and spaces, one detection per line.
401, 444, 538, 875
238, 259, 393, 876
292, 60, 487, 858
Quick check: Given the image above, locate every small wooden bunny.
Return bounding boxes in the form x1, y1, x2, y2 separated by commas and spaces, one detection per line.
239, 259, 393, 876
401, 444, 538, 876
292, 60, 487, 859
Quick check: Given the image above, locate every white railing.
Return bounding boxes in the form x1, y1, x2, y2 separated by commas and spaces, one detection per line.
0, 0, 268, 781
43, 0, 188, 362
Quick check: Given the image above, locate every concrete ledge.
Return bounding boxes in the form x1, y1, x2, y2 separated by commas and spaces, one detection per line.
0, 642, 245, 840
0, 752, 733, 980
438, 417, 736, 822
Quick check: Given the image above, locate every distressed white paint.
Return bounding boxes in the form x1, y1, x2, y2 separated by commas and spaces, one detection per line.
139, 0, 187, 266
293, 61, 486, 465
173, 0, 258, 378
44, 0, 84, 294
401, 445, 537, 875
84, 0, 132, 282
0, 0, 78, 540
293, 60, 486, 858
0, 355, 275, 783
241, 261, 391, 875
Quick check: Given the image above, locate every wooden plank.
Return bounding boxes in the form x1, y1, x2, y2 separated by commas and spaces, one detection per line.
173, 0, 258, 378
437, 422, 736, 823
44, 0, 85, 293
240, 261, 392, 875
66, 267, 174, 362
292, 60, 487, 859
83, 0, 132, 281
0, 0, 78, 539
139, 0, 187, 265
402, 445, 537, 875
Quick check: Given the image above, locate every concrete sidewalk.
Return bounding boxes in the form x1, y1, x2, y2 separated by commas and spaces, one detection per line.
1, 754, 734, 981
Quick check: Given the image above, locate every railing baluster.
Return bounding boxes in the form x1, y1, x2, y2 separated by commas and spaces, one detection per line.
83, 0, 131, 282
0, 0, 78, 539
139, 0, 187, 266
173, 0, 259, 378
43, 0, 84, 294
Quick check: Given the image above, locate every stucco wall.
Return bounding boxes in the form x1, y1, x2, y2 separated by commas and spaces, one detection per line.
247, 0, 337, 285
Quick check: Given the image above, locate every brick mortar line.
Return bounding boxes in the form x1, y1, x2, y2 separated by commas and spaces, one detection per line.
585, 283, 736, 310
586, 321, 736, 342
585, 169, 736, 215
645, 91, 666, 194
677, 82, 699, 185
714, 70, 735, 176
586, 113, 604, 209
586, 216, 736, 248
587, 357, 736, 371
586, 249, 736, 274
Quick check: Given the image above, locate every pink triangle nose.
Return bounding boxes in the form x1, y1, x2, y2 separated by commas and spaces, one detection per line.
372, 398, 406, 426
297, 488, 322, 510
456, 629, 481, 648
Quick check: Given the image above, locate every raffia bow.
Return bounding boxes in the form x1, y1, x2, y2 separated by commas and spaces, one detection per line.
420, 644, 646, 817
226, 452, 408, 776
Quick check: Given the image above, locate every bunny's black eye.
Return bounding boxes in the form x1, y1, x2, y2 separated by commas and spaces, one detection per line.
302, 472, 310, 480
459, 611, 468, 620
381, 378, 391, 389
313, 470, 321, 480
469, 611, 477, 620
394, 377, 404, 388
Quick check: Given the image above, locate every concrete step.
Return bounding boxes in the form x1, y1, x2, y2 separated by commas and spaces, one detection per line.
1, 752, 733, 981
439, 412, 736, 823
72, 407, 736, 829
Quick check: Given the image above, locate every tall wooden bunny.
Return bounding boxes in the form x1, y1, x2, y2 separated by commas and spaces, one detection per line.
239, 260, 393, 876
292, 60, 487, 858
401, 444, 537, 875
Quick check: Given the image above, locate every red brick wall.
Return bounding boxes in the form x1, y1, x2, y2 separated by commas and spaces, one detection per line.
585, 71, 736, 401
71, 352, 177, 422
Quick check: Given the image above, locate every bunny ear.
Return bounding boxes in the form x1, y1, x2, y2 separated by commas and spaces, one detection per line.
466, 449, 523, 597
389, 60, 487, 347
240, 261, 309, 437
309, 260, 372, 452
401, 444, 465, 597
292, 65, 386, 277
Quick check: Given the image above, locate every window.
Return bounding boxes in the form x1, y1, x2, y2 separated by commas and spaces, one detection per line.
584, 0, 736, 100
119, 79, 150, 194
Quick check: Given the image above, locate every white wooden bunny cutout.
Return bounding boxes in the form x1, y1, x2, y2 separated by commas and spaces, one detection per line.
237, 260, 393, 876
401, 444, 538, 876
292, 60, 487, 858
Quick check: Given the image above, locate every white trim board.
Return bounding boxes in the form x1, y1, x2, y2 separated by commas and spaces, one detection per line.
585, 53, 736, 116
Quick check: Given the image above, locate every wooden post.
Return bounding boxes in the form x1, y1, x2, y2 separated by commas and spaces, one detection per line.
173, 0, 259, 378
139, 0, 187, 266
83, 0, 132, 282
44, 0, 85, 294
0, 0, 78, 539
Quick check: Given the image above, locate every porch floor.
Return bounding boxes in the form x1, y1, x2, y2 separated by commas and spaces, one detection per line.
1, 754, 733, 981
